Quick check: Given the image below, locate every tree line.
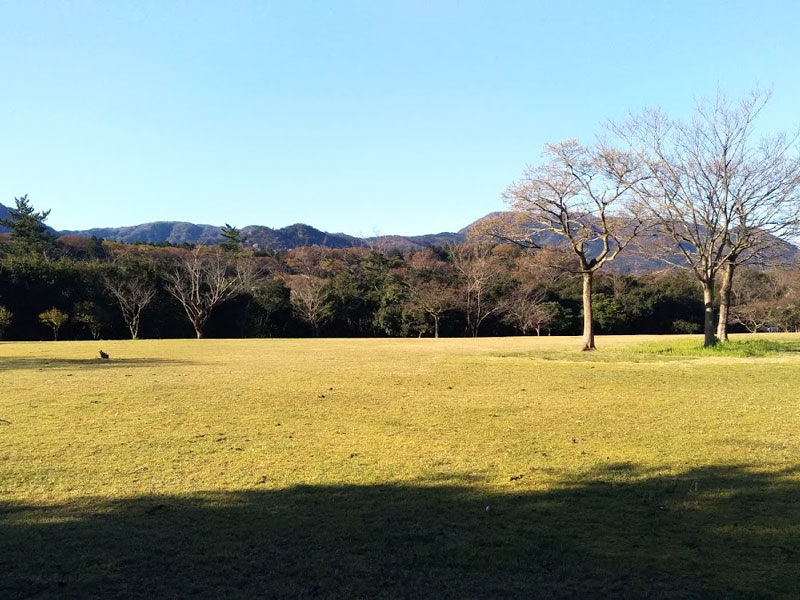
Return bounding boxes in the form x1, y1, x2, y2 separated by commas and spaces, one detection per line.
0, 194, 798, 342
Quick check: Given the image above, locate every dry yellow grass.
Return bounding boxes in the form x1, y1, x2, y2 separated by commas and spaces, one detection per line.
1, 334, 799, 598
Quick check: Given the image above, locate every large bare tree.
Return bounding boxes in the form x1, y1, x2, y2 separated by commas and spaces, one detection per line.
164, 247, 258, 339
713, 127, 800, 340
495, 140, 644, 350
615, 90, 800, 345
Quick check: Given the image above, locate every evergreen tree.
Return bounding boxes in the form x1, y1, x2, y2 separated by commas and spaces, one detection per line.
220, 223, 245, 253
0, 195, 55, 258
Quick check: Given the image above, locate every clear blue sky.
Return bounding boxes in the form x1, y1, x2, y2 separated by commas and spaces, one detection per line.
1, 1, 799, 235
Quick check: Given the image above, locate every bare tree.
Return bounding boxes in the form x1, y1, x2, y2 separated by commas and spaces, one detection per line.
449, 243, 503, 338
714, 128, 800, 340
499, 284, 551, 335
494, 140, 644, 350
402, 248, 457, 338
404, 279, 456, 338
729, 269, 793, 333
497, 251, 565, 336
615, 90, 800, 345
105, 265, 157, 339
164, 247, 258, 339
772, 268, 800, 332
286, 274, 331, 336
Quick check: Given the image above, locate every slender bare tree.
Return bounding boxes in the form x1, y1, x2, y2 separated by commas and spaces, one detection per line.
493, 140, 644, 350
286, 274, 331, 336
729, 269, 790, 333
105, 264, 157, 339
499, 283, 556, 335
403, 248, 457, 338
404, 279, 457, 338
164, 247, 258, 339
449, 243, 503, 338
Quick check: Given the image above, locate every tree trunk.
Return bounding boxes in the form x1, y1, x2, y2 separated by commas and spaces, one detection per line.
702, 280, 717, 347
716, 261, 735, 342
581, 271, 595, 351
191, 312, 208, 339
433, 315, 440, 339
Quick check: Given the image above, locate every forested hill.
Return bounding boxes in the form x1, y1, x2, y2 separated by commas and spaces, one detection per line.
0, 201, 474, 250
56, 221, 463, 251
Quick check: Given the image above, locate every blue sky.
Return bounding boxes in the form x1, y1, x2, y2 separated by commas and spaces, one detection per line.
1, 1, 799, 235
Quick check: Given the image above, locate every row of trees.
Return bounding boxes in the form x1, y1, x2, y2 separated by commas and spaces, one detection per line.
1, 198, 798, 341
489, 90, 800, 349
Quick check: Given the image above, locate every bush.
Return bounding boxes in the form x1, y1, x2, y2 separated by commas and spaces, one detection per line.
672, 319, 701, 334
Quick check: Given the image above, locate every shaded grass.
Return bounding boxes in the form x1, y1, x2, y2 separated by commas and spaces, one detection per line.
0, 357, 197, 371
1, 335, 799, 598
3, 464, 798, 599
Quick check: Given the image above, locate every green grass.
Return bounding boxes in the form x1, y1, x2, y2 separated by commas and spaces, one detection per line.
1, 334, 799, 598
626, 337, 800, 358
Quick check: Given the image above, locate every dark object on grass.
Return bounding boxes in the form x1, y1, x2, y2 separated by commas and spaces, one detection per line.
99, 349, 109, 360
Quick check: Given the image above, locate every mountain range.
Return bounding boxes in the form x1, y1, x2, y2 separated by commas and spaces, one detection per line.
1, 202, 797, 269
58, 220, 471, 252
0, 201, 471, 251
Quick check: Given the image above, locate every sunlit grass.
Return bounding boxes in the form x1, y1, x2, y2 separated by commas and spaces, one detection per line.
625, 336, 800, 358
1, 334, 799, 598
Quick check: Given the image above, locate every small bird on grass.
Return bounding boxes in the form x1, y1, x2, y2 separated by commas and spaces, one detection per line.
98, 349, 109, 360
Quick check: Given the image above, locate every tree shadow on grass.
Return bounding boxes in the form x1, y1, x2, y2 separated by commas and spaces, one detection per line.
1, 464, 797, 599
0, 357, 200, 372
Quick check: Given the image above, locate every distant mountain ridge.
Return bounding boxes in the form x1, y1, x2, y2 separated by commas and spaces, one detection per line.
1, 203, 797, 269
38, 206, 476, 251
0, 201, 471, 251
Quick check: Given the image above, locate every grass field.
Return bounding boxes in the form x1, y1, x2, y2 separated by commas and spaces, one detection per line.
1, 334, 799, 598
